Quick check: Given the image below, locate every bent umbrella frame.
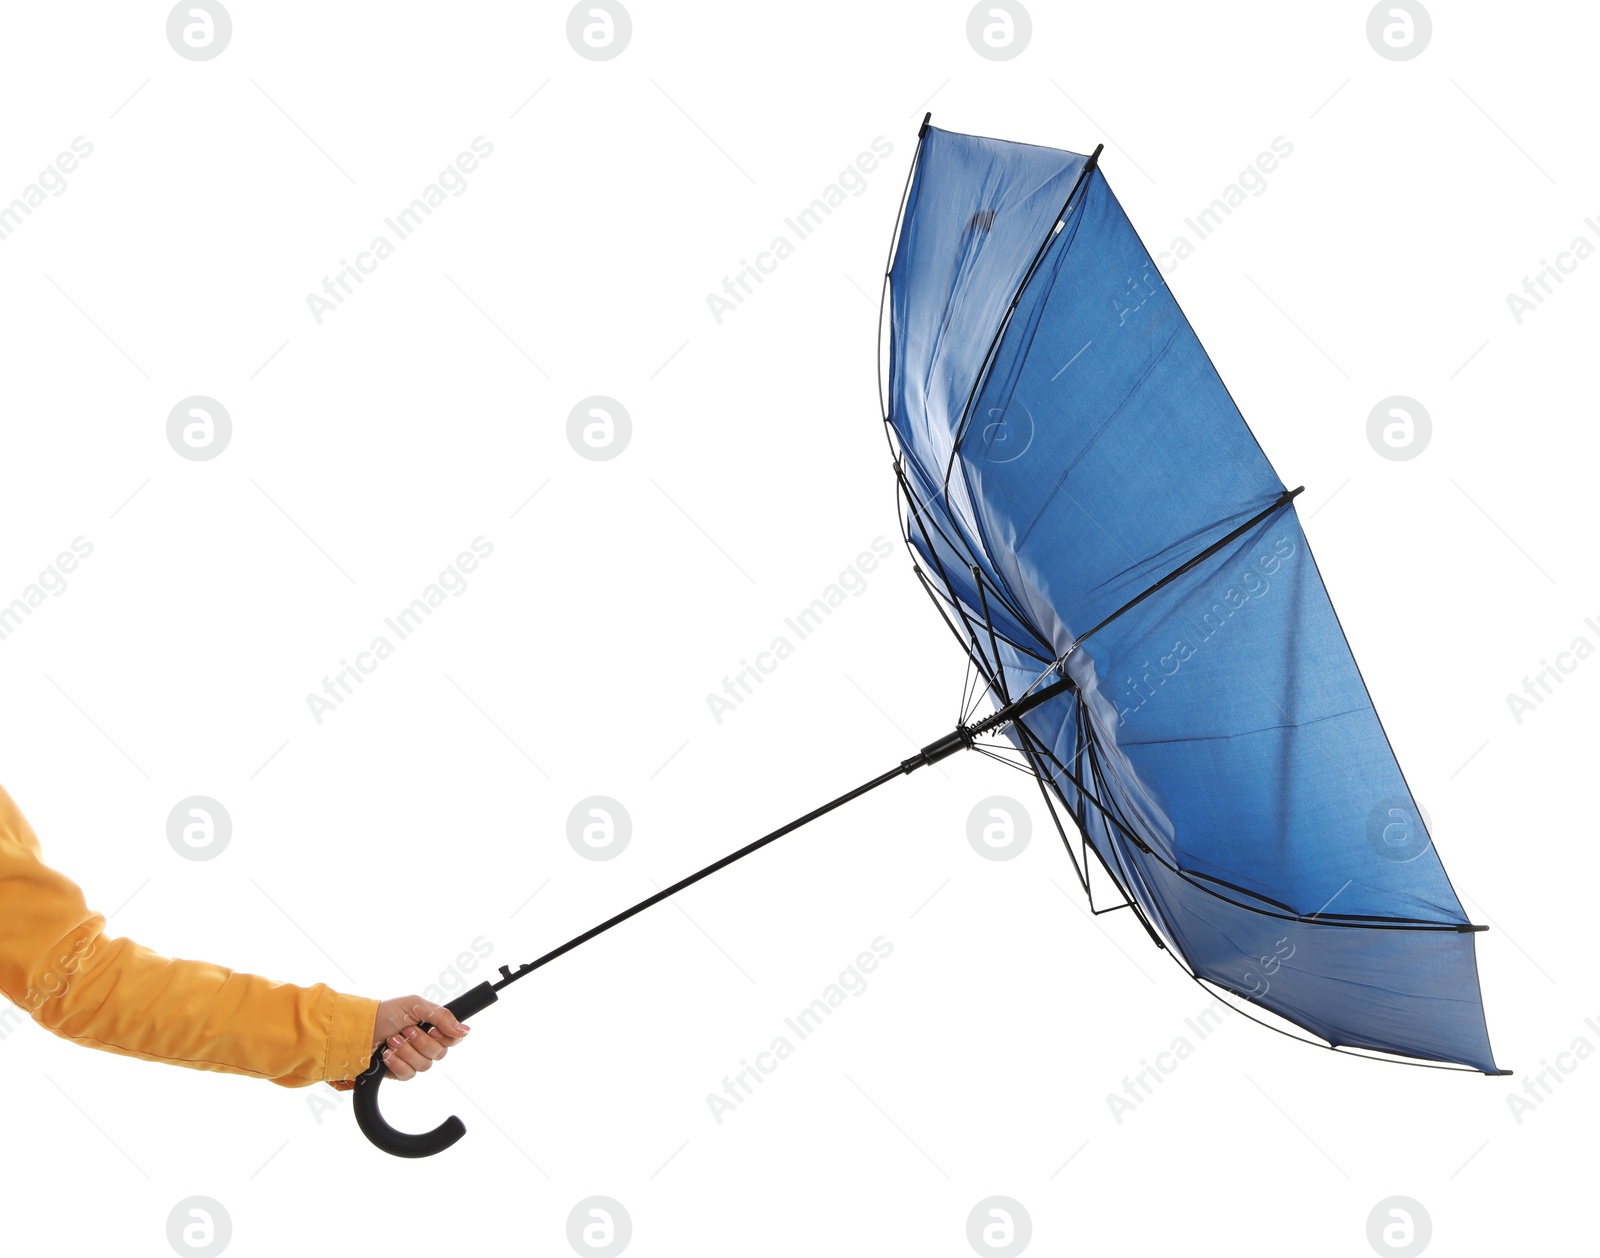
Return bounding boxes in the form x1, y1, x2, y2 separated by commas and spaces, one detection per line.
352, 115, 1507, 1159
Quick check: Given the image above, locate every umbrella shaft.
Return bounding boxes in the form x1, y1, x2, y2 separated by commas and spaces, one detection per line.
492, 674, 1086, 996
493, 760, 917, 993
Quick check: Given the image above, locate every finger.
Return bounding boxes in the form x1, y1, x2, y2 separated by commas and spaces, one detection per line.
407, 998, 473, 1041
424, 1024, 465, 1048
399, 1025, 448, 1063
381, 1046, 416, 1082
384, 1032, 438, 1076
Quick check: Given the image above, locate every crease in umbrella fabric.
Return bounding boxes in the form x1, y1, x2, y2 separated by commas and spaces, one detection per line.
886, 125, 1502, 1073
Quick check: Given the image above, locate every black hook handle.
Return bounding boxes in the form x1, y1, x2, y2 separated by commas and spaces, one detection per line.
352, 980, 499, 1158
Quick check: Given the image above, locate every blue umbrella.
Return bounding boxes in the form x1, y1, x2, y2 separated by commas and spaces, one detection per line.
353, 116, 1505, 1158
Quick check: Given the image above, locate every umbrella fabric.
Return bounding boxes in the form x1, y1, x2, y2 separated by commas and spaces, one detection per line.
886, 126, 1500, 1073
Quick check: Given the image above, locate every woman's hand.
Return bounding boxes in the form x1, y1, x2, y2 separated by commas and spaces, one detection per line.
370, 995, 472, 1081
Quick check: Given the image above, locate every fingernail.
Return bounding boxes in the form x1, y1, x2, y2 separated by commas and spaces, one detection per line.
458, 1024, 471, 1034
389, 1034, 402, 1046
383, 1049, 394, 1061
403, 1027, 418, 1039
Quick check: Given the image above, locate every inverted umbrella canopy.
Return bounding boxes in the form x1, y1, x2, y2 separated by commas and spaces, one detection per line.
884, 121, 1503, 1074
352, 115, 1505, 1159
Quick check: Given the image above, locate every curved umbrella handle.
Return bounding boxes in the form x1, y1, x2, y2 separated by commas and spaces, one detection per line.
352, 980, 500, 1158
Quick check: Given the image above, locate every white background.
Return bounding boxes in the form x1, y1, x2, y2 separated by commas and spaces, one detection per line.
0, 3, 1592, 1255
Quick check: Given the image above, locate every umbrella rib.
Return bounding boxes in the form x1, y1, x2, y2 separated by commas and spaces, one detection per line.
911, 568, 995, 720
896, 446, 1047, 642
875, 118, 931, 425
900, 467, 1015, 707
1078, 709, 1175, 945
1187, 975, 1490, 1075
1072, 486, 1303, 649
1013, 704, 1476, 935
1011, 722, 1094, 900
1006, 485, 1308, 709
942, 146, 1104, 495
1013, 707, 1170, 949
972, 565, 1015, 707
894, 457, 1053, 659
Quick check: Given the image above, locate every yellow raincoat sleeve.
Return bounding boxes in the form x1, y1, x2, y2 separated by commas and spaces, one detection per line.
0, 784, 380, 1089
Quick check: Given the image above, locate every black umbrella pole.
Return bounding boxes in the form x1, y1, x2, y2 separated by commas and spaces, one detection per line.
352, 744, 938, 1156
351, 692, 1081, 1157
496, 676, 1075, 996
505, 761, 913, 984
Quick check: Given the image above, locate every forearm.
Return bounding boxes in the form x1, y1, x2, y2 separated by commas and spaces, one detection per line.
0, 784, 379, 1088
24, 928, 379, 1087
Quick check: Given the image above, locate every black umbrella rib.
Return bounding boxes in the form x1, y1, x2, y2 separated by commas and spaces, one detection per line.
943, 144, 1104, 494
876, 114, 934, 425
972, 566, 1015, 705
1073, 703, 1181, 945
902, 526, 1098, 908
893, 455, 1053, 655
1013, 717, 1148, 921
901, 468, 999, 674
1005, 702, 1484, 934
904, 537, 1125, 915
1064, 485, 1303, 657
